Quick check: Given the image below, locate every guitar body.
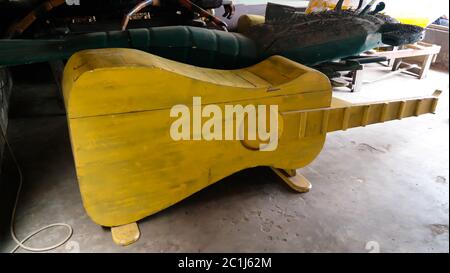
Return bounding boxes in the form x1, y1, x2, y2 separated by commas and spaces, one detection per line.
63, 48, 440, 229
63, 48, 332, 227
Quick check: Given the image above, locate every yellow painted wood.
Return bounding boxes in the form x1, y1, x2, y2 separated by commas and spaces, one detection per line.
279, 168, 297, 178
62, 48, 440, 227
237, 14, 265, 34
271, 167, 312, 193
111, 223, 140, 246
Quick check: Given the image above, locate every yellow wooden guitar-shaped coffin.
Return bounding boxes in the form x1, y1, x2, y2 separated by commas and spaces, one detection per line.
62, 48, 439, 243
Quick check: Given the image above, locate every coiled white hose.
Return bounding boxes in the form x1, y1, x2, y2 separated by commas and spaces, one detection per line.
1, 112, 73, 253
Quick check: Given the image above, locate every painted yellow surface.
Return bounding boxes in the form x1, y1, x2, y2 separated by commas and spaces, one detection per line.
306, 0, 447, 27
111, 223, 140, 246
306, 0, 360, 13
271, 168, 312, 193
237, 14, 265, 34
383, 0, 448, 27
63, 48, 440, 227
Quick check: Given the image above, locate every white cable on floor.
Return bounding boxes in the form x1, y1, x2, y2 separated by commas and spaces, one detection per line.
1, 125, 73, 253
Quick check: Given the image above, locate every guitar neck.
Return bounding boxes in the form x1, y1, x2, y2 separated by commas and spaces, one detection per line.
283, 90, 441, 139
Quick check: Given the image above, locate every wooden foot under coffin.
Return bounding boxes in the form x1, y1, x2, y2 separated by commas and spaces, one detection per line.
271, 168, 312, 193
111, 222, 140, 246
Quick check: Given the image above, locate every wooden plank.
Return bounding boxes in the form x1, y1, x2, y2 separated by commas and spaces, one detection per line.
419, 54, 434, 79
366, 45, 441, 60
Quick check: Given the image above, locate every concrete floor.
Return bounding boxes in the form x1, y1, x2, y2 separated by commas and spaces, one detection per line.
0, 63, 448, 253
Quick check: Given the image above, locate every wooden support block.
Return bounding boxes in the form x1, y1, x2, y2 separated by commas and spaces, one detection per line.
111, 222, 140, 246
279, 168, 297, 177
271, 167, 312, 193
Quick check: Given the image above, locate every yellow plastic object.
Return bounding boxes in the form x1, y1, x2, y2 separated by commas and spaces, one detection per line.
63, 48, 440, 228
383, 0, 448, 27
306, 0, 448, 27
237, 14, 265, 34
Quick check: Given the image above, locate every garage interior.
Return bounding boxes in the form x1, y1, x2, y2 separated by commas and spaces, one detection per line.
0, 0, 449, 253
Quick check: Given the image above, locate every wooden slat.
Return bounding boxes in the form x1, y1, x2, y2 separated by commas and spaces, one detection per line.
299, 112, 308, 138
366, 45, 441, 60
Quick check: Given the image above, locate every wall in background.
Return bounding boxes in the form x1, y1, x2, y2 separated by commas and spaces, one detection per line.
425, 26, 449, 70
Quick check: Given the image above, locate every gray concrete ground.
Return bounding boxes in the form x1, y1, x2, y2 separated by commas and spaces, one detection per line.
0, 63, 448, 253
